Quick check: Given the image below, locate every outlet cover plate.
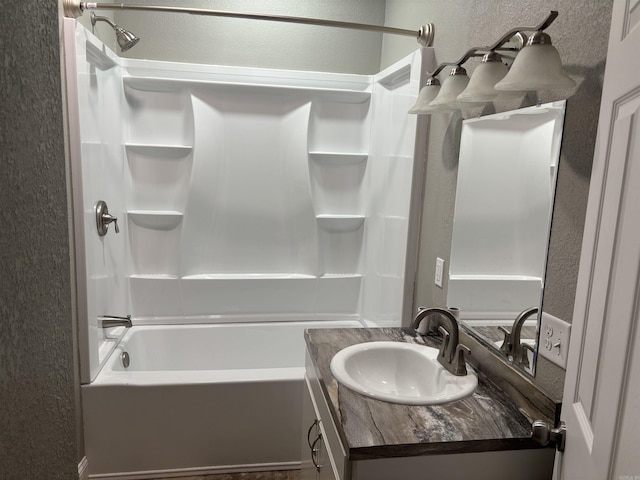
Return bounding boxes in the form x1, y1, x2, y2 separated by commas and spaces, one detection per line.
539, 311, 572, 369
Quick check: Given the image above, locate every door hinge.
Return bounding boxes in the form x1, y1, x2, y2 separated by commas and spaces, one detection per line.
532, 419, 566, 452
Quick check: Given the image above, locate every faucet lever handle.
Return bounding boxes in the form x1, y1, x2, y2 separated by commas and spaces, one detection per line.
498, 326, 513, 354
95, 200, 120, 236
453, 344, 470, 376
437, 325, 450, 360
103, 213, 119, 233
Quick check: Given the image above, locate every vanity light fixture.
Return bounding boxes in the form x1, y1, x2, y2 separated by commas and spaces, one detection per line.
410, 11, 574, 115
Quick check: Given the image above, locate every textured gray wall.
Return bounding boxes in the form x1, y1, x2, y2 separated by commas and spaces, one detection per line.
0, 1, 80, 478
92, 0, 387, 74
411, 1, 613, 399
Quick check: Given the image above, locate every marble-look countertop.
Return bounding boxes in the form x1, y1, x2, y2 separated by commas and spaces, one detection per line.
305, 327, 543, 461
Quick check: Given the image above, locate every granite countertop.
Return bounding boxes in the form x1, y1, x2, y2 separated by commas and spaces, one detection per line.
305, 327, 543, 461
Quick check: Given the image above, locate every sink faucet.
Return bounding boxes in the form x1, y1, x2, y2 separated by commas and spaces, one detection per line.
499, 306, 538, 366
99, 314, 132, 328
412, 307, 470, 376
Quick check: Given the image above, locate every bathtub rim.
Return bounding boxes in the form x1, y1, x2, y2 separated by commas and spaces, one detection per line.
89, 318, 365, 386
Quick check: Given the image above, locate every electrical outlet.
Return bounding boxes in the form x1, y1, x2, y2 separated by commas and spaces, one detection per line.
435, 257, 444, 288
539, 312, 572, 369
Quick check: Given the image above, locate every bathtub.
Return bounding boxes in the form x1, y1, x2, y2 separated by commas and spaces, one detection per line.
82, 320, 362, 479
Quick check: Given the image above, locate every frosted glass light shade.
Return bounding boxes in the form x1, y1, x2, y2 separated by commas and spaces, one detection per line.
458, 59, 511, 104
494, 43, 576, 91
423, 68, 470, 112
409, 82, 441, 114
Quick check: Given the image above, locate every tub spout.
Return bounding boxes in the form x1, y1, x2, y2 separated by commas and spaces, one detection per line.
99, 315, 132, 328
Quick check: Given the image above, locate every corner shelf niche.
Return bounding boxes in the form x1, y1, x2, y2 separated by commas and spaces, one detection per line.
308, 152, 368, 166
125, 143, 193, 158
128, 210, 184, 230
123, 76, 371, 104
316, 214, 365, 233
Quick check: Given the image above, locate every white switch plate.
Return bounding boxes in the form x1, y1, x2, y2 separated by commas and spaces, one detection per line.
539, 311, 572, 369
435, 257, 444, 288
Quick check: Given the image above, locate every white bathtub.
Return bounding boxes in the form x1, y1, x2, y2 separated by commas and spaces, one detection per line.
82, 320, 362, 479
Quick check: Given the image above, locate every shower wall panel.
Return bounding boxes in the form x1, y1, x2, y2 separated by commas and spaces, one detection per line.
66, 23, 130, 382
120, 61, 375, 319
360, 53, 423, 327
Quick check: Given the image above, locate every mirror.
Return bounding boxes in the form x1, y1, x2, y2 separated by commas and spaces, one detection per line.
448, 101, 566, 375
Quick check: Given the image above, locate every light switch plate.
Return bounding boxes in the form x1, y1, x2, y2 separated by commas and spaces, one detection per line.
435, 257, 444, 288
539, 311, 572, 369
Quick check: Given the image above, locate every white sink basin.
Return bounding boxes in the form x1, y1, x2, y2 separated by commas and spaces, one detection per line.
329, 341, 477, 406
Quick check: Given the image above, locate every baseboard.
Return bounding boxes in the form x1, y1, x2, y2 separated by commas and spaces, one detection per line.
88, 461, 301, 479
78, 457, 89, 480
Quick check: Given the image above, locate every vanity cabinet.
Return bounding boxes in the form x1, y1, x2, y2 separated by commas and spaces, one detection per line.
301, 354, 347, 480
302, 329, 557, 480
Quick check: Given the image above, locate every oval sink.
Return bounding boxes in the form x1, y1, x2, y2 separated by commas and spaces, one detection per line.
330, 341, 477, 406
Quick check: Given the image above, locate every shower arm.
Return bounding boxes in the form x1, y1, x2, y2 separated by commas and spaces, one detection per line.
63, 1, 434, 47
90, 12, 117, 30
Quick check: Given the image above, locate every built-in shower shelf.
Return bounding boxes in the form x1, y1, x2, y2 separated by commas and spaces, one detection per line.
377, 63, 412, 89
128, 210, 183, 229
382, 154, 413, 161
181, 273, 316, 280
123, 77, 371, 103
128, 274, 363, 281
125, 143, 193, 158
320, 273, 362, 279
309, 152, 368, 165
130, 274, 179, 280
316, 214, 365, 232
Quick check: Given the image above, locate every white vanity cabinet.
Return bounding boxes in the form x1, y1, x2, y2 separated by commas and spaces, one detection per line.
301, 351, 348, 480
301, 339, 557, 480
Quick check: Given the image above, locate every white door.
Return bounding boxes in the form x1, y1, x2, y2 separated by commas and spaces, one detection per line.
556, 1, 640, 478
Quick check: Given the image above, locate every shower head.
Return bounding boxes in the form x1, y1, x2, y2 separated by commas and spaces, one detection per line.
90, 12, 140, 52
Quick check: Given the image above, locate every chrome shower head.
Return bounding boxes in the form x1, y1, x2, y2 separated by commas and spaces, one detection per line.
90, 12, 140, 52
114, 26, 140, 52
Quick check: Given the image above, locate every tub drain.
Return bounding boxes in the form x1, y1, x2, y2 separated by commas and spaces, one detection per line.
121, 351, 130, 368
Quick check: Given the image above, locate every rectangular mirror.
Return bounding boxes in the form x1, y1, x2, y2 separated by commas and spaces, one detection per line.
448, 101, 566, 375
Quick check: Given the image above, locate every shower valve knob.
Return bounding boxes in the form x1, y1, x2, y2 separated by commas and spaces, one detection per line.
95, 200, 119, 236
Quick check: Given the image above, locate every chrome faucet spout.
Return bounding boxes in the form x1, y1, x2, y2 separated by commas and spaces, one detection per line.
412, 307, 469, 376
499, 306, 538, 366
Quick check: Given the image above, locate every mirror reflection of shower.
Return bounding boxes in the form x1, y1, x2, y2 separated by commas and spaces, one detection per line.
448, 101, 567, 376
90, 12, 140, 52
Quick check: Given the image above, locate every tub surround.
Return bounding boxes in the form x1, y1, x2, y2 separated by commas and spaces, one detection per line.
64, 21, 433, 384
304, 327, 556, 460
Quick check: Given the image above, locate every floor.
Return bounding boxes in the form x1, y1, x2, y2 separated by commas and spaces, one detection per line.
152, 471, 300, 480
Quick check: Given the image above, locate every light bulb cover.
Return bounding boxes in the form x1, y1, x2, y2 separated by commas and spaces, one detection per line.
409, 78, 441, 114
458, 51, 528, 104
423, 67, 470, 112
494, 38, 575, 91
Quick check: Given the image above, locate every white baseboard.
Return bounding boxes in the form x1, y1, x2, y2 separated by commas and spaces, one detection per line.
88, 461, 300, 479
78, 457, 89, 480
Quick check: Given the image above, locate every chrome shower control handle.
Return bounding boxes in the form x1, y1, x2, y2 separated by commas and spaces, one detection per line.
95, 200, 119, 236
103, 212, 119, 233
